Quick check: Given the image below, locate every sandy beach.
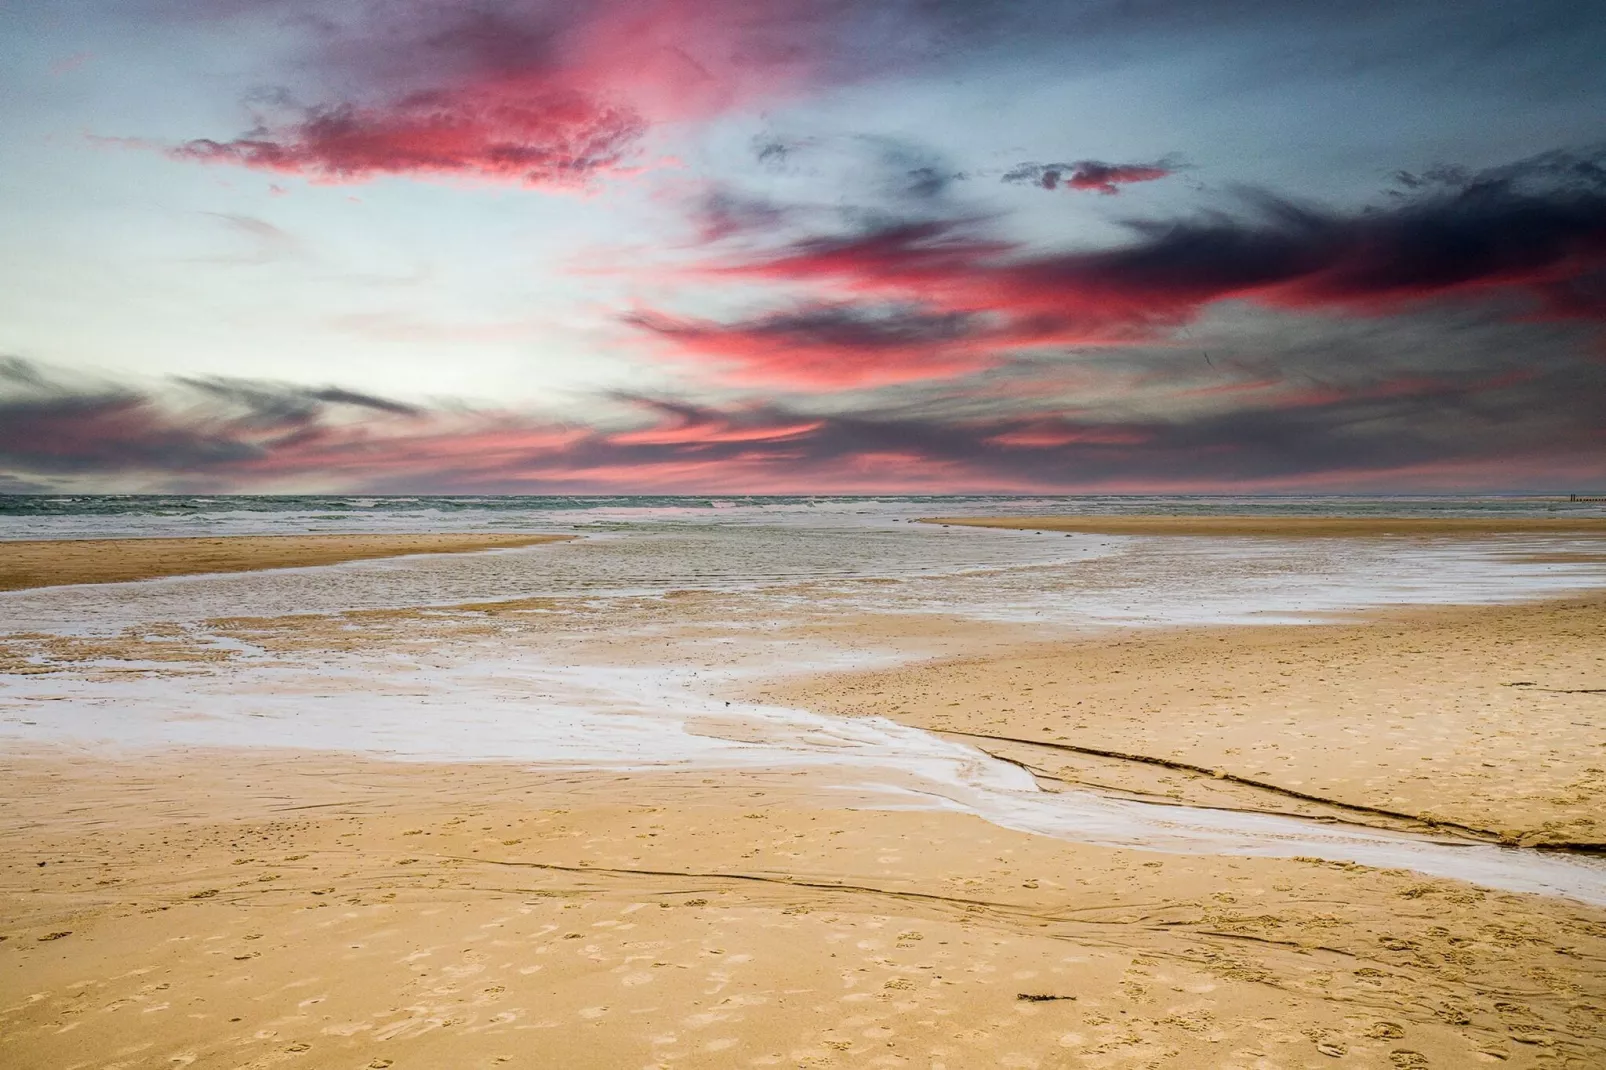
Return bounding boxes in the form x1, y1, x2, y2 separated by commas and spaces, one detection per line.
0, 533, 572, 592
4, 747, 1604, 1070
3, 519, 1606, 1068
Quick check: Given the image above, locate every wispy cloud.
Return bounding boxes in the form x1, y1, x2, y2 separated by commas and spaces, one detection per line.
1003, 158, 1178, 194
174, 90, 647, 188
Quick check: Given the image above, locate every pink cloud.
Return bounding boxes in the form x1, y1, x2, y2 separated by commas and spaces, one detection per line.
1059, 162, 1173, 194
174, 84, 645, 188
161, 0, 880, 190
1005, 159, 1178, 195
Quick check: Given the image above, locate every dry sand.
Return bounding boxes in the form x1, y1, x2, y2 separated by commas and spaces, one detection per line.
920, 516, 1606, 538
0, 533, 572, 592
3, 751, 1604, 1070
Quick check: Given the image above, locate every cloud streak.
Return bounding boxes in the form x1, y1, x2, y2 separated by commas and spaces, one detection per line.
1003, 159, 1177, 194
627, 305, 1003, 388
2, 353, 1599, 494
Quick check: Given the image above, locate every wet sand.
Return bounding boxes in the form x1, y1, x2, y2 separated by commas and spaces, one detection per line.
921, 515, 1606, 537
3, 750, 1604, 1069
0, 533, 572, 592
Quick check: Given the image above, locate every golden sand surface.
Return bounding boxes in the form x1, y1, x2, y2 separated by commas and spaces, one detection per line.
766, 596, 1606, 849
0, 533, 572, 591
3, 750, 1604, 1069
920, 515, 1606, 537
5, 556, 1606, 1065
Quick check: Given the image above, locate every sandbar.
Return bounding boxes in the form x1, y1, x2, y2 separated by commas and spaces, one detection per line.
766, 594, 1606, 848
920, 514, 1606, 537
0, 532, 572, 591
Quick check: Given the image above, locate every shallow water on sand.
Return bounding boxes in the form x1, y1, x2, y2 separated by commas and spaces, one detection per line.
5, 640, 1604, 905
2, 520, 1604, 636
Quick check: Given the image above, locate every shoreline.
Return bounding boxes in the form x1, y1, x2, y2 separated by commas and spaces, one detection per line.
0, 532, 573, 591
920, 514, 1606, 537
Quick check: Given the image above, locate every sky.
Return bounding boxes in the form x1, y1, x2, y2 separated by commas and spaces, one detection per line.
2, 0, 1604, 494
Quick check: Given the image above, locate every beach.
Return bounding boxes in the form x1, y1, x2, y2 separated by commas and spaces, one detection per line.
0, 533, 572, 592
5, 744, 1604, 1070
3, 498, 1606, 1068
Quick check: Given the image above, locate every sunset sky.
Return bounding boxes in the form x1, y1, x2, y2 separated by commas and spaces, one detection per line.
3, 1, 1604, 493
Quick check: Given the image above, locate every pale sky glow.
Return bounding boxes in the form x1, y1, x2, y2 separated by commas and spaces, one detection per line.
2, 1, 1604, 493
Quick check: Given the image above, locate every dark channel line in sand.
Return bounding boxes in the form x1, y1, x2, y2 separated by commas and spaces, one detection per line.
1513, 687, 1606, 695
955, 743, 1419, 828
18, 852, 1594, 1061
427, 856, 1400, 984
204, 852, 1596, 1051
935, 728, 1606, 853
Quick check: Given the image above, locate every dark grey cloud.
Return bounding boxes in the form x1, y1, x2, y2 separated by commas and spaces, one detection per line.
0, 473, 52, 494
747, 133, 966, 203
0, 356, 52, 390
1003, 158, 1180, 194
176, 377, 421, 423
0, 361, 423, 477
708, 147, 1606, 332
690, 188, 793, 244
627, 303, 996, 387
633, 304, 983, 351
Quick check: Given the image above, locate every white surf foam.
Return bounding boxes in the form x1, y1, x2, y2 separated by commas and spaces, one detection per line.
5, 645, 1602, 906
